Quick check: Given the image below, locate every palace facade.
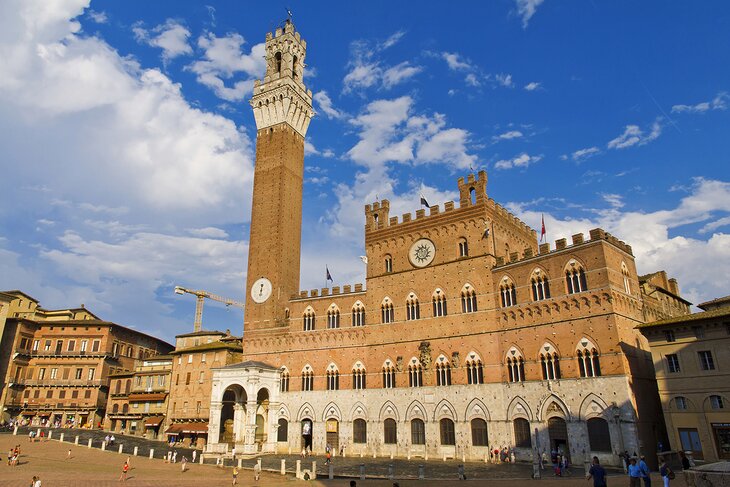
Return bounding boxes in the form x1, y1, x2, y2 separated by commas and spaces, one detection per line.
203, 20, 692, 467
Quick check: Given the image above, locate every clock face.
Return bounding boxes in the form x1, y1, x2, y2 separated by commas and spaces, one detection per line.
251, 277, 273, 303
409, 238, 436, 268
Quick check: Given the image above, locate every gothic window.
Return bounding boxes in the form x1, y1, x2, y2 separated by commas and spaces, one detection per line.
539, 343, 561, 380
353, 418, 367, 443
280, 367, 290, 392
301, 365, 314, 391
411, 418, 426, 445
384, 255, 393, 273
274, 52, 282, 74
352, 362, 366, 390
621, 262, 631, 294
565, 260, 588, 294
381, 298, 394, 324
277, 419, 288, 442
384, 418, 397, 444
303, 307, 315, 331
292, 55, 298, 79
382, 359, 396, 389
326, 364, 339, 391
466, 352, 484, 384
577, 338, 601, 377
530, 269, 551, 301
432, 289, 448, 317
327, 306, 340, 329
513, 418, 532, 448
461, 284, 478, 313
458, 238, 469, 257
406, 293, 420, 321
408, 357, 423, 388
471, 418, 488, 446
352, 301, 365, 327
500, 277, 517, 307
587, 418, 611, 452
506, 348, 525, 383
440, 418, 456, 445
435, 355, 452, 386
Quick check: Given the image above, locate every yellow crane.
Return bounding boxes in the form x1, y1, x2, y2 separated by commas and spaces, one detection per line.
174, 286, 245, 333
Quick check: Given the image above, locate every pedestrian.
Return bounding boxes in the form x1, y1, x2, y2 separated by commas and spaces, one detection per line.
678, 451, 690, 471
34, 476, 42, 487
119, 461, 129, 481
639, 455, 651, 487
231, 446, 236, 462
232, 466, 239, 485
172, 450, 177, 463
562, 455, 570, 476
325, 450, 331, 466
192, 450, 197, 463
67, 448, 72, 459
586, 456, 607, 487
254, 461, 261, 481
7, 448, 12, 466
659, 456, 674, 487
628, 457, 642, 487
181, 456, 187, 472
541, 451, 547, 470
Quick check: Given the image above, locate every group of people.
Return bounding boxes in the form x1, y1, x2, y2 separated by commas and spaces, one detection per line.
587, 454, 681, 487
27, 430, 44, 442
104, 434, 116, 446
490, 446, 516, 463
545, 450, 570, 476
7, 445, 21, 466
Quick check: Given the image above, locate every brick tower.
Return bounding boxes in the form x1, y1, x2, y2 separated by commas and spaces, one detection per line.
244, 20, 313, 333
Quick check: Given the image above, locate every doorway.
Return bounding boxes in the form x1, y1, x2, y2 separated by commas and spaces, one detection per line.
301, 419, 313, 451
548, 417, 570, 461
326, 419, 339, 453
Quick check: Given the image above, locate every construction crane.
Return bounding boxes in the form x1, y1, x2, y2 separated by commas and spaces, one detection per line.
173, 286, 245, 333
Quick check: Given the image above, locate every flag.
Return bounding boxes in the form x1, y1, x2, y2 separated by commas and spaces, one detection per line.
540, 214, 546, 242
359, 255, 368, 264
420, 194, 430, 208
326, 266, 333, 282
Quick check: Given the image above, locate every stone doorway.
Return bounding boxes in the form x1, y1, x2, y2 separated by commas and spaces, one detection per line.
326, 418, 339, 453
301, 419, 313, 451
548, 417, 570, 461
219, 385, 246, 445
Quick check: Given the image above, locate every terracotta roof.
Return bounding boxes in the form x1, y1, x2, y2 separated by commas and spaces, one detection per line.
169, 341, 241, 354
165, 422, 208, 434
144, 416, 165, 427
636, 307, 730, 329
174, 330, 227, 338
697, 295, 730, 310
220, 360, 278, 370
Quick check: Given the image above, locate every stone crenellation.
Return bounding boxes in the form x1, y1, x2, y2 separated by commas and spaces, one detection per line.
291, 283, 366, 300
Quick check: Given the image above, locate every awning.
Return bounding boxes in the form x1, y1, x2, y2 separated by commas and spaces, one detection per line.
144, 416, 164, 427
128, 393, 167, 402
20, 411, 34, 416
165, 422, 208, 435
37, 412, 51, 417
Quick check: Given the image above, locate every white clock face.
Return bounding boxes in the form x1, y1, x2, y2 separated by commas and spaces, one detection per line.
251, 277, 273, 303
409, 238, 436, 268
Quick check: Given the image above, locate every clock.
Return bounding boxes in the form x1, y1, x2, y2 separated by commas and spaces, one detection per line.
408, 238, 436, 268
251, 277, 273, 303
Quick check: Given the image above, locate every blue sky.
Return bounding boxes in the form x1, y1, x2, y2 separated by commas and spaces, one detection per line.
1, 0, 729, 342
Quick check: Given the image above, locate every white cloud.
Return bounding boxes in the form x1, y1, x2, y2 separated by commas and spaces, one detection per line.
86, 9, 107, 24
601, 193, 624, 209
188, 33, 266, 101
133, 19, 192, 63
671, 91, 728, 114
343, 62, 381, 92
607, 118, 662, 150
524, 81, 541, 91
441, 52, 470, 71
380, 30, 405, 50
571, 146, 600, 162
343, 32, 420, 93
515, 0, 545, 28
382, 61, 423, 89
313, 90, 345, 119
187, 227, 229, 239
465, 73, 481, 87
494, 130, 524, 141
304, 140, 335, 158
495, 73, 514, 88
494, 153, 542, 170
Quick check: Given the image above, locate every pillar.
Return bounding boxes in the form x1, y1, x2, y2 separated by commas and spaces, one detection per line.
281, 459, 286, 475
149, 449, 154, 459
243, 399, 258, 454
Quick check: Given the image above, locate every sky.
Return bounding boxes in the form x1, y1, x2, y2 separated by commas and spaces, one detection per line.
1, 0, 729, 342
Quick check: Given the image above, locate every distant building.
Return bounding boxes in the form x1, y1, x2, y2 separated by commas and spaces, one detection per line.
0, 290, 173, 427
638, 296, 730, 462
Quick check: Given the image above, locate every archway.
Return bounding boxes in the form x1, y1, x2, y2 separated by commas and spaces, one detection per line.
301, 419, 313, 451
255, 388, 270, 445
219, 385, 246, 444
326, 418, 339, 452
548, 417, 570, 460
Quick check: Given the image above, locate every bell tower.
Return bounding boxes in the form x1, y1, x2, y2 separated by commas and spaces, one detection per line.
244, 19, 313, 333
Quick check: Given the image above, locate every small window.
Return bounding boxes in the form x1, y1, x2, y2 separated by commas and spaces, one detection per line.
88, 368, 95, 381
187, 354, 193, 364
411, 418, 425, 445
352, 364, 366, 390
382, 363, 396, 389
698, 350, 715, 371
435, 360, 451, 386
710, 395, 724, 409
432, 289, 447, 317
471, 418, 488, 446
675, 396, 688, 410
513, 418, 532, 448
458, 239, 469, 257
566, 263, 588, 294
352, 303, 365, 327
327, 308, 340, 329
385, 255, 393, 273
665, 330, 676, 342
587, 418, 611, 452
326, 369, 339, 391
301, 370, 314, 391
280, 371, 290, 392
667, 354, 681, 373
353, 418, 367, 444
303, 309, 316, 331
75, 368, 83, 380
461, 286, 478, 313
185, 372, 191, 385
384, 418, 397, 444
406, 295, 420, 321
692, 326, 705, 339
409, 361, 423, 388
381, 301, 394, 324
440, 418, 456, 445
500, 279, 517, 307
274, 52, 282, 74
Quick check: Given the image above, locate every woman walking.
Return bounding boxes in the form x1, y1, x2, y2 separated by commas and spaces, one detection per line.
659, 457, 675, 487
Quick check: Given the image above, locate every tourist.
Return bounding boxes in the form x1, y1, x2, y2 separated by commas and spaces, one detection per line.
232, 466, 239, 485
659, 457, 674, 487
192, 450, 197, 463
586, 456, 607, 487
67, 448, 72, 459
119, 461, 129, 481
181, 456, 187, 472
110, 435, 116, 446
678, 451, 690, 471
628, 457, 642, 487
7, 448, 13, 466
172, 450, 177, 463
231, 446, 236, 461
325, 449, 331, 465
541, 451, 547, 470
639, 455, 651, 487
253, 461, 261, 481
562, 455, 570, 476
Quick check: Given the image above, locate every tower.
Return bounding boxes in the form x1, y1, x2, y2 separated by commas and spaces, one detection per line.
244, 20, 314, 333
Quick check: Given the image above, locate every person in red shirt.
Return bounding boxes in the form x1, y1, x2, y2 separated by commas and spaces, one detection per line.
119, 461, 129, 481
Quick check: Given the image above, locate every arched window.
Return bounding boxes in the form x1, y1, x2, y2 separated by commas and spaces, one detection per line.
506, 348, 525, 383
303, 307, 315, 331
565, 260, 588, 294
112, 403, 119, 413
500, 277, 517, 307
327, 306, 340, 329
408, 357, 423, 388
435, 355, 452, 386
353, 418, 367, 443
277, 418, 288, 442
384, 254, 393, 273
384, 418, 397, 444
280, 367, 290, 392
406, 293, 420, 321
352, 301, 365, 327
587, 418, 611, 452
539, 344, 561, 380
458, 238, 469, 257
382, 359, 396, 389
621, 262, 631, 294
471, 418, 488, 446
114, 380, 121, 394
461, 284, 478, 313
326, 364, 339, 391
352, 362, 366, 390
122, 403, 128, 413
530, 269, 551, 301
710, 395, 725, 409
381, 298, 394, 324
674, 396, 689, 410
466, 352, 484, 384
432, 289, 448, 317
274, 52, 282, 74
411, 418, 426, 445
577, 339, 601, 377
513, 418, 532, 447
292, 55, 298, 79
301, 365, 314, 391
440, 418, 455, 445
125, 380, 131, 394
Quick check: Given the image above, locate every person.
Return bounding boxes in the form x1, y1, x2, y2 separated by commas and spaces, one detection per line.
67, 448, 72, 459
34, 476, 42, 487
678, 451, 690, 471
253, 461, 261, 481
586, 456, 607, 487
119, 461, 129, 481
541, 451, 547, 470
325, 450, 331, 466
562, 455, 570, 476
639, 455, 651, 487
181, 456, 187, 472
628, 457, 642, 487
31, 476, 38, 487
110, 435, 116, 446
172, 450, 177, 463
232, 466, 239, 485
231, 446, 236, 462
659, 457, 673, 487
192, 450, 197, 463
7, 448, 12, 466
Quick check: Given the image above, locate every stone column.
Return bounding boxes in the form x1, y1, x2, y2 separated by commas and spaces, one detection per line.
243, 400, 258, 454
232, 402, 246, 449
207, 400, 223, 452
265, 400, 280, 453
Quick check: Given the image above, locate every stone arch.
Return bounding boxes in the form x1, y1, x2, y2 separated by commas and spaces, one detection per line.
433, 398, 457, 422
465, 398, 491, 421
506, 344, 524, 360
297, 402, 315, 421
217, 381, 247, 403
322, 401, 342, 421
406, 400, 427, 422
277, 403, 291, 421
350, 401, 368, 421
703, 394, 730, 411
579, 393, 610, 420
540, 394, 571, 421
539, 340, 560, 356
576, 335, 601, 354
507, 396, 533, 421
379, 400, 400, 422
326, 362, 339, 372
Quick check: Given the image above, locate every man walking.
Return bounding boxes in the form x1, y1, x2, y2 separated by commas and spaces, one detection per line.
192, 450, 197, 463
628, 457, 642, 487
586, 457, 607, 487
639, 455, 651, 487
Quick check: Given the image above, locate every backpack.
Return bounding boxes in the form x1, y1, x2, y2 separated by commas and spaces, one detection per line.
668, 469, 675, 480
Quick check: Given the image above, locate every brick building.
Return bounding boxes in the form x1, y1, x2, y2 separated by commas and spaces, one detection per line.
0, 290, 173, 427
198, 19, 693, 467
